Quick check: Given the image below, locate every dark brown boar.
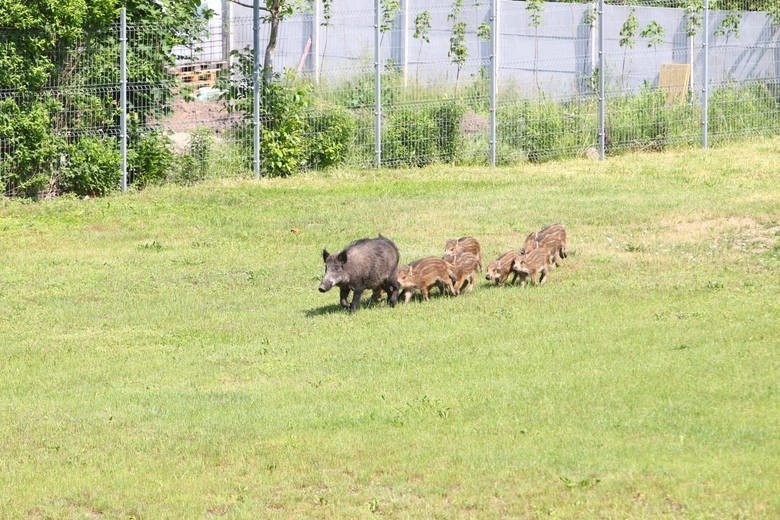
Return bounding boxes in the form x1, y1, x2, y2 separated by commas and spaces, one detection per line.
444, 252, 481, 295
514, 247, 550, 286
485, 250, 523, 286
443, 236, 482, 270
397, 257, 455, 302
319, 236, 400, 312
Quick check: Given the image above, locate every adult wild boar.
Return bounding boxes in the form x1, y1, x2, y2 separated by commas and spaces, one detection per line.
319, 236, 400, 313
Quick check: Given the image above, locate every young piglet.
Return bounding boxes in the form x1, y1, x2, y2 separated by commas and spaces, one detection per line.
443, 236, 482, 271
397, 257, 455, 302
485, 250, 523, 286
444, 251, 481, 295
521, 224, 568, 261
514, 247, 550, 286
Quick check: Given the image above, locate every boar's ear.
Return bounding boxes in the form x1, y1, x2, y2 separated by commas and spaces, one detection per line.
338, 250, 348, 263
322, 249, 329, 262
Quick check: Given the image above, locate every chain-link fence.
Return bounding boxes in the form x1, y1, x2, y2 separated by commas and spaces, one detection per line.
1, 1, 777, 195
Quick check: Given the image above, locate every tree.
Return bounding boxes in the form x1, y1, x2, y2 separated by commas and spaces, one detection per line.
619, 8, 639, 89
319, 0, 333, 80
640, 20, 665, 50
380, 0, 400, 47
526, 0, 544, 94
0, 0, 211, 197
448, 0, 467, 89
413, 10, 432, 80
229, 0, 298, 85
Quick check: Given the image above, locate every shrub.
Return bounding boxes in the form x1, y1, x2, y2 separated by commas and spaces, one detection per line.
305, 104, 357, 170
499, 98, 596, 162
334, 69, 402, 110
429, 100, 466, 163
708, 82, 780, 141
188, 128, 214, 177
169, 128, 215, 185
259, 76, 311, 177
129, 131, 174, 188
383, 108, 438, 167
0, 96, 65, 198
607, 87, 671, 152
59, 136, 121, 197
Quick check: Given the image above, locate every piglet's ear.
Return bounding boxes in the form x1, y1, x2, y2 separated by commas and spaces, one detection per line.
322, 249, 329, 262
338, 251, 348, 263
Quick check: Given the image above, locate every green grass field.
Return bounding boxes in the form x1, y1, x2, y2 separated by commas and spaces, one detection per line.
1, 138, 778, 517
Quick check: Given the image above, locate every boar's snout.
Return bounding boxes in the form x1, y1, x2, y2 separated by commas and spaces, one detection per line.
319, 280, 333, 292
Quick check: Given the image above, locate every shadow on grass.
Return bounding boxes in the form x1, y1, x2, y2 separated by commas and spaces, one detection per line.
305, 303, 346, 317
305, 299, 395, 317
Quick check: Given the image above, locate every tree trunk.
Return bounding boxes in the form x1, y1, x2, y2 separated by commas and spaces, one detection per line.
263, 0, 281, 85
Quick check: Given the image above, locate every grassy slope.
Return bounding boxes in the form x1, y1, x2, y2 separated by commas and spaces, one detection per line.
1, 139, 778, 517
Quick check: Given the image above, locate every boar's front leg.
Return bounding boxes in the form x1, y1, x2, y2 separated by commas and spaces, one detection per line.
339, 286, 351, 308
349, 287, 365, 313
385, 279, 399, 307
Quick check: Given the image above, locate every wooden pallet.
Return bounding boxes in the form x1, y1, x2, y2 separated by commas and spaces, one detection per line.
659, 63, 691, 105
171, 61, 226, 91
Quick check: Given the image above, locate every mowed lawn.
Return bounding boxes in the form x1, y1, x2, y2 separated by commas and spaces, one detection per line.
1, 138, 778, 518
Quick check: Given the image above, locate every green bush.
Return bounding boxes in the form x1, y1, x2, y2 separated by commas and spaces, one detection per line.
607, 87, 672, 152
259, 74, 311, 177
129, 131, 174, 188
59, 136, 121, 197
334, 70, 402, 110
169, 128, 215, 185
430, 100, 466, 163
305, 104, 357, 170
0, 96, 65, 198
498, 98, 596, 162
383, 108, 438, 168
381, 101, 465, 168
708, 82, 780, 141
189, 128, 213, 177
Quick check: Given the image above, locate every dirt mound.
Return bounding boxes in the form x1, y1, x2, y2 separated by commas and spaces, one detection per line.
161, 97, 244, 134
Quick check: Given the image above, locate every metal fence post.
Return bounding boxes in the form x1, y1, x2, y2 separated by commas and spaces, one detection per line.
253, 0, 262, 178
120, 7, 128, 191
401, 0, 409, 87
374, 0, 381, 168
490, 0, 498, 166
312, 0, 321, 82
222, 0, 231, 64
598, 0, 605, 159
702, 0, 709, 149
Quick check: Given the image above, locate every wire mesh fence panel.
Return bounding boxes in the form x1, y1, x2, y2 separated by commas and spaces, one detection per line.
1, 1, 778, 195
0, 25, 124, 197
603, 0, 779, 153
706, 4, 780, 143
